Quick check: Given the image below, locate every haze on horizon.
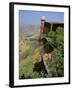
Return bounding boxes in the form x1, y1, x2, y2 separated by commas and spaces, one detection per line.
19, 10, 64, 27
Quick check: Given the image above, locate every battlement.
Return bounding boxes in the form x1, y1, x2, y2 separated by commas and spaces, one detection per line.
40, 16, 64, 34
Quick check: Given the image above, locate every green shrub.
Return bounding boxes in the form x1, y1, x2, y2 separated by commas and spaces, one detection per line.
47, 27, 64, 77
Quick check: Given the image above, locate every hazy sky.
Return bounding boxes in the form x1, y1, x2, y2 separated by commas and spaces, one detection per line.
19, 10, 64, 26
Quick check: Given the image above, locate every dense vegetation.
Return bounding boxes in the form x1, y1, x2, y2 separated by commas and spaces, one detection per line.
19, 27, 64, 79
47, 27, 64, 77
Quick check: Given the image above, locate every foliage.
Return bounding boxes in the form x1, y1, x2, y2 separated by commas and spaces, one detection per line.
19, 27, 64, 79
48, 27, 64, 47
19, 57, 34, 79
56, 27, 64, 47
48, 47, 64, 77
47, 27, 64, 77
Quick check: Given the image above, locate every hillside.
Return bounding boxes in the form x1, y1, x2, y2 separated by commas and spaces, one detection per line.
19, 25, 40, 41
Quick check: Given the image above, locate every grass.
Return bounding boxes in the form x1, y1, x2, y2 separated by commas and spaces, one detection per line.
19, 39, 48, 79
19, 27, 64, 79
19, 56, 34, 79
19, 39, 41, 79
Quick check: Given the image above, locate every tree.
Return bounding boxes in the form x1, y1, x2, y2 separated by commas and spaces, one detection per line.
47, 27, 64, 77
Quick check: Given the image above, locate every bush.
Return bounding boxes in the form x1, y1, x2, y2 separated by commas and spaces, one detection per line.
48, 27, 64, 47
47, 27, 64, 77
48, 47, 64, 77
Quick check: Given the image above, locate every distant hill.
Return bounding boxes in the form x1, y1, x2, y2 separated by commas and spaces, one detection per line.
19, 25, 40, 40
